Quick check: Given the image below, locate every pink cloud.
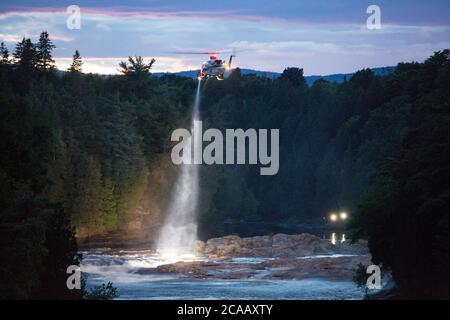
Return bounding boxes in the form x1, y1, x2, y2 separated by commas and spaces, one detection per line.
0, 6, 341, 25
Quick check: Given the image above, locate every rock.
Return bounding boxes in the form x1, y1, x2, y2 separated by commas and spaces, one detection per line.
204, 235, 242, 257
262, 255, 373, 280
147, 233, 372, 283
199, 233, 365, 259
241, 235, 272, 249
297, 233, 336, 255
153, 254, 373, 281
271, 233, 335, 257
192, 240, 205, 255
335, 239, 369, 255
239, 247, 273, 257
272, 233, 298, 248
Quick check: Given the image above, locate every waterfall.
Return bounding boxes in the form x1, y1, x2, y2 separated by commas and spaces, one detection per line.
157, 79, 202, 257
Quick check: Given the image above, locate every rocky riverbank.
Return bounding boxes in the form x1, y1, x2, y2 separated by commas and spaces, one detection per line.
153, 254, 372, 281
193, 233, 368, 258
138, 233, 371, 282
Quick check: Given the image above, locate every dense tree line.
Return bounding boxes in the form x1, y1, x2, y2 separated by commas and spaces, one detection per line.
0, 33, 193, 298
349, 50, 450, 298
198, 51, 450, 298
197, 50, 450, 298
1, 31, 448, 298
199, 65, 410, 232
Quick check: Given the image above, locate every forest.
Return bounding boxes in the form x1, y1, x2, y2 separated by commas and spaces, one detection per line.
0, 32, 449, 298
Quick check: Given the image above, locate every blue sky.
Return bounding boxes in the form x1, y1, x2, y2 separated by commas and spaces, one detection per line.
1, 0, 449, 74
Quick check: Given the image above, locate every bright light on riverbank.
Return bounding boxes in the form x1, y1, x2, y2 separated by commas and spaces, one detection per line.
158, 251, 198, 262
331, 233, 336, 245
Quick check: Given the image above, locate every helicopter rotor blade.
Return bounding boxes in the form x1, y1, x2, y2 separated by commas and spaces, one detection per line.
168, 50, 233, 55
170, 52, 215, 55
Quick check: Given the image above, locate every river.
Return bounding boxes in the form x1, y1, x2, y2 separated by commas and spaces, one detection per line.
81, 248, 364, 300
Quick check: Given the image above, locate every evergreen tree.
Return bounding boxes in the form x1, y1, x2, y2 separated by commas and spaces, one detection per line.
36, 31, 56, 71
14, 37, 36, 68
68, 50, 83, 73
0, 42, 9, 64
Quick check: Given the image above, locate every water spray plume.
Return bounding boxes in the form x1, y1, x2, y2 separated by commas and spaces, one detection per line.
157, 79, 202, 258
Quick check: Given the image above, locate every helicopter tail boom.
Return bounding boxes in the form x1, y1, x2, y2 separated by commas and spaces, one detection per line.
228, 55, 234, 69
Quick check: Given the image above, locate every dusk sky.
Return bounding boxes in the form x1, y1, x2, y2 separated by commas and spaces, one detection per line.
1, 0, 449, 75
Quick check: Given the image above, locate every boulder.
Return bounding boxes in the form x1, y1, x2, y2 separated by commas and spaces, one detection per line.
241, 235, 273, 248
204, 235, 242, 257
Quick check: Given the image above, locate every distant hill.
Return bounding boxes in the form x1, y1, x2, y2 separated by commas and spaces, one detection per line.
303, 66, 395, 86
153, 66, 396, 86
153, 69, 280, 80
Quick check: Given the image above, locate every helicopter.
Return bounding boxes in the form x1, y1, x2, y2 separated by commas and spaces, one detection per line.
175, 51, 236, 80
198, 51, 235, 80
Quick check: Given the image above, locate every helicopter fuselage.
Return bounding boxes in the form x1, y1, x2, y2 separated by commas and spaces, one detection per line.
198, 54, 234, 80
199, 59, 226, 80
